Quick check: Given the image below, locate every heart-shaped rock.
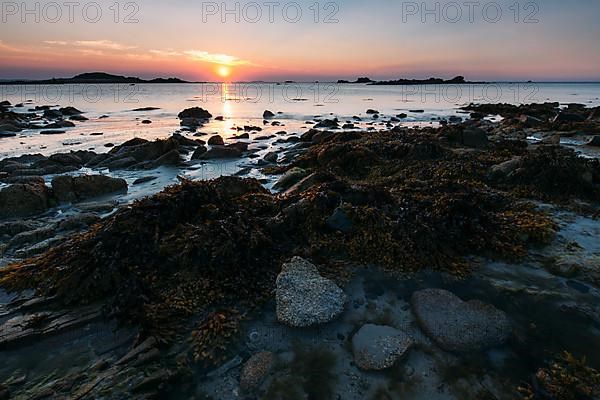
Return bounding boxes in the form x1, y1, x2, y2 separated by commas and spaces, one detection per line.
276, 257, 346, 328
411, 289, 511, 352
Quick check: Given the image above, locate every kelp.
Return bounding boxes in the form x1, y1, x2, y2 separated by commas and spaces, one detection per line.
519, 352, 600, 399
3, 126, 591, 364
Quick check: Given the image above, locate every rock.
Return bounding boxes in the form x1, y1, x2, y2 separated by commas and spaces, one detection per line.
178, 107, 212, 120
240, 351, 275, 392
40, 130, 66, 135
276, 257, 347, 328
141, 119, 152, 124
207, 135, 224, 146
397, 113, 408, 119
51, 175, 128, 203
587, 136, 600, 147
352, 324, 413, 370
326, 207, 352, 233
198, 145, 243, 159
59, 106, 83, 116
191, 145, 208, 159
314, 119, 339, 129
411, 289, 511, 352
553, 111, 585, 123
0, 123, 21, 132
45, 120, 76, 129
0, 132, 17, 138
131, 107, 160, 112
273, 167, 309, 191
132, 176, 158, 185
263, 110, 276, 119
0, 179, 50, 219
0, 384, 8, 400
489, 157, 522, 179
462, 127, 488, 148
69, 115, 89, 121
366, 109, 379, 114
448, 115, 462, 123
58, 213, 101, 231
263, 152, 278, 163
43, 109, 62, 119
518, 114, 544, 127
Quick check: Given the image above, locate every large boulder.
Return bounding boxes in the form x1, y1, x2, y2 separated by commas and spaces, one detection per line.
276, 257, 346, 328
0, 178, 51, 218
352, 324, 413, 370
51, 175, 127, 203
411, 289, 511, 352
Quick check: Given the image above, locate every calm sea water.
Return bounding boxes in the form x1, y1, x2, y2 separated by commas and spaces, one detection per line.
1, 82, 600, 158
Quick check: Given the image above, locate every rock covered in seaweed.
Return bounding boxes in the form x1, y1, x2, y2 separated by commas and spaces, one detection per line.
411, 289, 512, 352
276, 257, 347, 328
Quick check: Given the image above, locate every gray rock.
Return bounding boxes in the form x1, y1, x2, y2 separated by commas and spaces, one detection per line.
263, 110, 275, 119
240, 351, 274, 392
352, 324, 412, 370
489, 157, 522, 179
273, 167, 309, 191
411, 289, 511, 352
51, 175, 128, 203
276, 257, 346, 328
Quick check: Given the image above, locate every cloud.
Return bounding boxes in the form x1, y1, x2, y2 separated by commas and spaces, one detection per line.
74, 40, 137, 50
43, 40, 68, 46
184, 50, 254, 66
149, 49, 183, 57
43, 40, 136, 51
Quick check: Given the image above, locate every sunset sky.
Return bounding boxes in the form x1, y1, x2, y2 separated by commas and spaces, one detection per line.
1, 0, 599, 82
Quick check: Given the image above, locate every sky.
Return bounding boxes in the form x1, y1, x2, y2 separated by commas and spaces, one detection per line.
1, 0, 599, 82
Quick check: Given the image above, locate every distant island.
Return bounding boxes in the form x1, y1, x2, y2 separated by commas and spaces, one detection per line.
337, 77, 374, 84
370, 76, 484, 85
0, 72, 191, 85
337, 76, 484, 85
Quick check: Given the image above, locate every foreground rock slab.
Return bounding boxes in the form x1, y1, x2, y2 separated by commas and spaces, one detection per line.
352, 324, 413, 370
411, 289, 511, 352
276, 257, 347, 328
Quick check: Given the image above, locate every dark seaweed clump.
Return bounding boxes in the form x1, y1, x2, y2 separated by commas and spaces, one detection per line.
3, 127, 592, 363
519, 352, 600, 400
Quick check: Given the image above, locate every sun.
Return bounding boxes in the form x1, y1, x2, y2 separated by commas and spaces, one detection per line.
216, 65, 231, 79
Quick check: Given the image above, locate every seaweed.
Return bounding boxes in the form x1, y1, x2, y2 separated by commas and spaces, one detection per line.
519, 352, 600, 400
0, 126, 572, 367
